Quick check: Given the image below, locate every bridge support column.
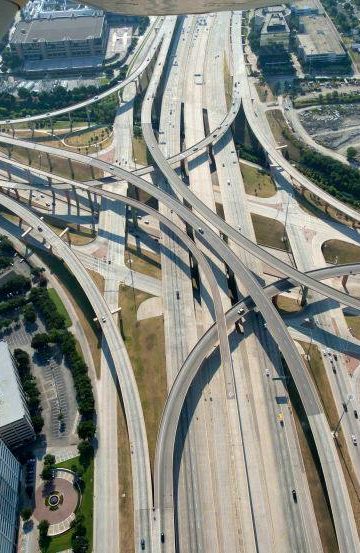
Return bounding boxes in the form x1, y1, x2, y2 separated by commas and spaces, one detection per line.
71, 185, 80, 230
65, 190, 71, 212
27, 149, 32, 166
272, 294, 279, 308
93, 192, 99, 212
29, 121, 35, 139
300, 286, 308, 307
68, 159, 75, 179
49, 117, 54, 135
6, 167, 12, 181
342, 274, 349, 288
47, 176, 53, 186
46, 152, 53, 173
68, 113, 73, 133
86, 107, 91, 128
86, 191, 96, 233
6, 145, 12, 159
10, 123, 15, 138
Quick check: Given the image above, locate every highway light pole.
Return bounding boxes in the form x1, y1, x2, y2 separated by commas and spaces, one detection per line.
332, 393, 354, 438
126, 254, 136, 310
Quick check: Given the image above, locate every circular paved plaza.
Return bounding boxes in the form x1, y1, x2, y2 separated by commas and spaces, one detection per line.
33, 476, 78, 525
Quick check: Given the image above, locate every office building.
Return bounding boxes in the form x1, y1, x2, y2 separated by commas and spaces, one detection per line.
296, 14, 346, 63
0, 439, 20, 553
10, 14, 108, 62
0, 341, 35, 450
260, 12, 290, 47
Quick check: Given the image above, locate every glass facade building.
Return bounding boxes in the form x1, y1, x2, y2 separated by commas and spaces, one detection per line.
0, 439, 20, 553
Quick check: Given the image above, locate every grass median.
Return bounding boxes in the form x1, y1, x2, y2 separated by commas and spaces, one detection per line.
240, 164, 276, 198
298, 341, 360, 537
118, 285, 166, 467
251, 213, 291, 252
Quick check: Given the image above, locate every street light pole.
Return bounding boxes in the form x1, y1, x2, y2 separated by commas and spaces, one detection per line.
127, 253, 136, 309
333, 393, 354, 437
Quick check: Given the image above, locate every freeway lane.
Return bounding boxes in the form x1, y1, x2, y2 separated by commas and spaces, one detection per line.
0, 192, 154, 553
0, 133, 359, 315
1, 109, 360, 551
204, 13, 319, 551
2, 137, 360, 550
155, 260, 360, 502
0, 180, 237, 553
236, 11, 360, 225
141, 14, 360, 552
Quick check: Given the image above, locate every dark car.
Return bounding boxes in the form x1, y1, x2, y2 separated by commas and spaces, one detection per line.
355, 410, 358, 420
141, 539, 145, 550
161, 533, 165, 543
292, 489, 297, 503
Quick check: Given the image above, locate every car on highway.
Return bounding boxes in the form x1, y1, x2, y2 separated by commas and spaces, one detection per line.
354, 410, 358, 419
277, 413, 284, 426
352, 435, 358, 446
198, 227, 204, 234
37, 226, 43, 232
265, 368, 270, 377
102, 316, 106, 323
292, 489, 298, 503
141, 539, 145, 550
161, 533, 165, 543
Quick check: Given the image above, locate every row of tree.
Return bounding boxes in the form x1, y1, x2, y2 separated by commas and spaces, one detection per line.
299, 149, 360, 207
30, 287, 96, 423
281, 126, 360, 208
0, 66, 126, 123
14, 348, 44, 434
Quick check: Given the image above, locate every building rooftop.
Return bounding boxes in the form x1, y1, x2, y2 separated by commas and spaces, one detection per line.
298, 14, 344, 56
262, 12, 289, 34
0, 342, 26, 428
11, 14, 105, 44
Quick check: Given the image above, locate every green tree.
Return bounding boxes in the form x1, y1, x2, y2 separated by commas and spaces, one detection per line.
24, 304, 36, 324
40, 465, 53, 482
31, 333, 49, 349
77, 420, 96, 441
1, 48, 21, 70
20, 507, 32, 521
78, 440, 94, 467
38, 519, 50, 551
43, 453, 56, 466
347, 146, 357, 161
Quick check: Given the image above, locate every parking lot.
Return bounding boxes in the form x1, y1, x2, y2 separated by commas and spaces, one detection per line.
1, 299, 78, 447
34, 348, 78, 446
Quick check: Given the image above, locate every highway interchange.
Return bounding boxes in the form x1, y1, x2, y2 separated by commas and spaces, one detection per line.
2, 8, 360, 553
